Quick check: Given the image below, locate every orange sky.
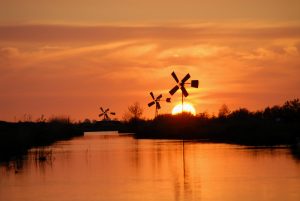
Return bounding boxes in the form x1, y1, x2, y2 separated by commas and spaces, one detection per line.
0, 1, 300, 121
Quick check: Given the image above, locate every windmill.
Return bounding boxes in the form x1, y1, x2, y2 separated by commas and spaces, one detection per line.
148, 92, 171, 117
99, 107, 116, 121
169, 71, 199, 112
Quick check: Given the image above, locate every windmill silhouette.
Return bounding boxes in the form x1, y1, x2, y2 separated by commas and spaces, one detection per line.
99, 107, 116, 121
148, 92, 171, 117
169, 71, 199, 112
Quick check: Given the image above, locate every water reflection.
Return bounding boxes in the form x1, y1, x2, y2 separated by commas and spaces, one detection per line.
1, 132, 300, 201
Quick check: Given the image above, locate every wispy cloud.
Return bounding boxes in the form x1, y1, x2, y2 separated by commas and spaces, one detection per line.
1, 24, 300, 42
0, 23, 300, 120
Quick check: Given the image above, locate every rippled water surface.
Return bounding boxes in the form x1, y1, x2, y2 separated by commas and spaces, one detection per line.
1, 132, 300, 201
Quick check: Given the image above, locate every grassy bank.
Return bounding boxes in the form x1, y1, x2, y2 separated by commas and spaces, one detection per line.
129, 99, 300, 146
0, 121, 83, 162
1, 99, 299, 162
131, 114, 299, 145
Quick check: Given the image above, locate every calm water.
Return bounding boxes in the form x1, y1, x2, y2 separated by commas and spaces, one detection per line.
1, 132, 300, 201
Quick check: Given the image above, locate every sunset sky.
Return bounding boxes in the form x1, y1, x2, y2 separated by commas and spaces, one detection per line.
1, 0, 300, 121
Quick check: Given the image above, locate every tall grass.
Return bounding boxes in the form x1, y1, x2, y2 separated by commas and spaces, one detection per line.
0, 116, 83, 162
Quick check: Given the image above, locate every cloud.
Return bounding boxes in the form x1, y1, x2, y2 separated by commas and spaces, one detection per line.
0, 47, 20, 57
0, 23, 300, 120
1, 24, 300, 43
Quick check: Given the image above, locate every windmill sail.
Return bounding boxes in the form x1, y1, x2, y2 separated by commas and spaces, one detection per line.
147, 92, 170, 118
99, 107, 116, 121
168, 71, 198, 112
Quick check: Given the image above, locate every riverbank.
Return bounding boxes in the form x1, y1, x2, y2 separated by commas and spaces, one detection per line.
0, 121, 83, 162
1, 117, 299, 163
130, 114, 300, 146
130, 99, 300, 146
1, 99, 299, 161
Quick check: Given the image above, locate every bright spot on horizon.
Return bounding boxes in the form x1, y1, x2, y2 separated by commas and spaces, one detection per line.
172, 103, 196, 116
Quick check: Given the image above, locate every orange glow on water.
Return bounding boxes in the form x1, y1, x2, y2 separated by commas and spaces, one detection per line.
1, 133, 300, 201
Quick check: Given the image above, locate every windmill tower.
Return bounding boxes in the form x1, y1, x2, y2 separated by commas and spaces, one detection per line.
169, 71, 199, 112
148, 92, 171, 117
99, 107, 116, 121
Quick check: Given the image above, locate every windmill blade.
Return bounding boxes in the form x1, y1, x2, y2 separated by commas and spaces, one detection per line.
99, 113, 104, 117
171, 71, 179, 83
100, 107, 104, 112
181, 73, 191, 83
156, 94, 162, 101
156, 102, 161, 110
105, 108, 110, 112
169, 85, 179, 95
110, 112, 116, 115
181, 86, 189, 97
104, 114, 109, 119
150, 92, 155, 100
148, 101, 155, 107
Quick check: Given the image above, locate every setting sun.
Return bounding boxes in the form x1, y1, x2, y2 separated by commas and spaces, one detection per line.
172, 103, 196, 115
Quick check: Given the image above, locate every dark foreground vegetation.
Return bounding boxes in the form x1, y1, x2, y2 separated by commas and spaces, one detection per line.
0, 118, 83, 162
1, 99, 300, 163
129, 99, 300, 146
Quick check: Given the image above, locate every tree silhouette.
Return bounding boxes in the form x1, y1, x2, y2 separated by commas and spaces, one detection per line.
218, 104, 230, 118
123, 102, 143, 121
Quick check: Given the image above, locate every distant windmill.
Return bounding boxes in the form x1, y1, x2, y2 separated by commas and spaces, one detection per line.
99, 107, 116, 121
169, 71, 199, 112
148, 92, 171, 117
